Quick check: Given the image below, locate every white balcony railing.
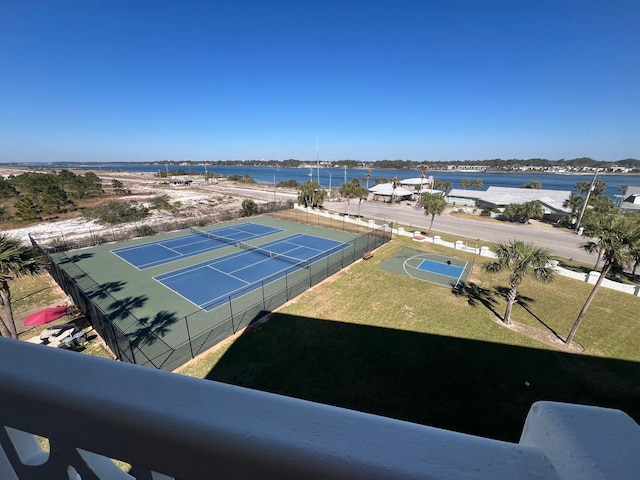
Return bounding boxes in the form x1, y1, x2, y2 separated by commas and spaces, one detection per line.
1, 337, 638, 479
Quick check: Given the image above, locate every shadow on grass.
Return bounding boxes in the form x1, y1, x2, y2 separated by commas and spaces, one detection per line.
452, 282, 501, 319
13, 285, 58, 303
204, 313, 640, 443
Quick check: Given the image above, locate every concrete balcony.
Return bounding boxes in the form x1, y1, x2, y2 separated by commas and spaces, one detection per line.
1, 337, 638, 479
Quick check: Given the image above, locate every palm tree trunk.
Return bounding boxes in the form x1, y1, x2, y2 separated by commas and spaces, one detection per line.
594, 247, 603, 270
0, 286, 18, 339
428, 214, 435, 234
566, 263, 611, 345
503, 285, 518, 325
0, 314, 11, 338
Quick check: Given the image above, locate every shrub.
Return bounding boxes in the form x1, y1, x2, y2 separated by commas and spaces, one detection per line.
135, 225, 157, 237
83, 201, 150, 225
277, 179, 299, 188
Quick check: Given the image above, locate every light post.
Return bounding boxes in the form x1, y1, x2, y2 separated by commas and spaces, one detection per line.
273, 175, 276, 203
575, 168, 599, 234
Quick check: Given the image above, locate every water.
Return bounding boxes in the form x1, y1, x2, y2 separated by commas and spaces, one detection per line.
46, 163, 640, 199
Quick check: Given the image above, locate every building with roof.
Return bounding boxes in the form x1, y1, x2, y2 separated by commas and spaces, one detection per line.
620, 186, 640, 213
445, 186, 572, 219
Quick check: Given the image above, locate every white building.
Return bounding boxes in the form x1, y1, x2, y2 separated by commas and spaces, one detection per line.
445, 187, 572, 217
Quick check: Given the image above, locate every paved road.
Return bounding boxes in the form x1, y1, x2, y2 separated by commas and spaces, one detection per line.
328, 199, 595, 264
197, 183, 594, 263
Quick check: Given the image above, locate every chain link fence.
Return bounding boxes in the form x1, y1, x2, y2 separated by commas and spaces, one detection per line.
32, 210, 392, 371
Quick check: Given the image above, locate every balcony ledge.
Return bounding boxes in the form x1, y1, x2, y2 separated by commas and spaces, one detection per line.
1, 337, 638, 479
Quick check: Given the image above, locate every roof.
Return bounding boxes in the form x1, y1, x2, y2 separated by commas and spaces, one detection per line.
446, 186, 572, 213
368, 183, 414, 196
400, 177, 433, 186
620, 186, 640, 211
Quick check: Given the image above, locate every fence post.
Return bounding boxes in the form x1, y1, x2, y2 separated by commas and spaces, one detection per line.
184, 316, 194, 360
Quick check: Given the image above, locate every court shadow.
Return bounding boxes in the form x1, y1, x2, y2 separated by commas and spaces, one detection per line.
130, 310, 180, 348
88, 281, 128, 300
107, 295, 148, 321
57, 252, 94, 264
452, 281, 500, 318
204, 313, 640, 443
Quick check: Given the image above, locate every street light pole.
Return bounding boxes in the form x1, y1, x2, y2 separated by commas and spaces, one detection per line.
316, 135, 320, 184
575, 168, 599, 234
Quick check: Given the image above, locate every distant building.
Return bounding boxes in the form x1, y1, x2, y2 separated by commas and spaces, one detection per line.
446, 165, 489, 171
445, 186, 572, 219
620, 186, 640, 213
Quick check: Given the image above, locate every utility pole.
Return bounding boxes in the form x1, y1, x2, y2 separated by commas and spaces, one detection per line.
316, 135, 320, 184
575, 168, 599, 234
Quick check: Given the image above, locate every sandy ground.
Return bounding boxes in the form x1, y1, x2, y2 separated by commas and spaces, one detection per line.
2, 166, 554, 244
1, 168, 296, 244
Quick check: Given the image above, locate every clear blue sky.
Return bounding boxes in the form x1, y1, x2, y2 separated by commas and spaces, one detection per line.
1, 1, 638, 163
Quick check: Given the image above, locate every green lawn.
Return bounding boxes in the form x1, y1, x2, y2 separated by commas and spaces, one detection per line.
178, 235, 640, 441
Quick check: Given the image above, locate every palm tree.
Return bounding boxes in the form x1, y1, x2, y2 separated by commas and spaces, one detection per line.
519, 200, 544, 224
460, 178, 471, 190
484, 241, 555, 325
354, 185, 369, 220
0, 234, 46, 339
563, 194, 585, 227
566, 216, 639, 345
390, 176, 401, 204
340, 178, 361, 214
471, 178, 483, 190
422, 193, 447, 234
297, 181, 327, 208
364, 170, 372, 189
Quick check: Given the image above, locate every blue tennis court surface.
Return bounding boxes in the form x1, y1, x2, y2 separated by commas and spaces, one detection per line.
155, 233, 348, 310
111, 223, 282, 269
418, 258, 464, 278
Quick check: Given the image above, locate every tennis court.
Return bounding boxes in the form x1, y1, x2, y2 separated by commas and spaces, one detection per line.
111, 223, 282, 269
44, 215, 393, 370
155, 233, 348, 311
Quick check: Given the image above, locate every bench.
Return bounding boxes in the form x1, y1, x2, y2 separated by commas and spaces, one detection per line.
362, 251, 373, 260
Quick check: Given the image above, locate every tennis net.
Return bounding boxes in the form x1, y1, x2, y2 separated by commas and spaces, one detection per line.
190, 227, 238, 247
237, 241, 309, 269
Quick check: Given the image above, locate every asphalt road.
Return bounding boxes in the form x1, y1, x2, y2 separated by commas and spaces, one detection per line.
198, 183, 594, 264
328, 199, 595, 264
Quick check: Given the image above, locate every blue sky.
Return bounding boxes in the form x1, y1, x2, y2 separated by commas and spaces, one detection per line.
1, 1, 638, 162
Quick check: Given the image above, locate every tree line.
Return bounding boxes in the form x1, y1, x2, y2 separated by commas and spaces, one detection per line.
0, 170, 104, 223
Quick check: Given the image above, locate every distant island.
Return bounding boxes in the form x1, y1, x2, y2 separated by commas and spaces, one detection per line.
3, 157, 640, 174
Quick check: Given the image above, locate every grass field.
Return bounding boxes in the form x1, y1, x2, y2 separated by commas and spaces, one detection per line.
179, 235, 640, 442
